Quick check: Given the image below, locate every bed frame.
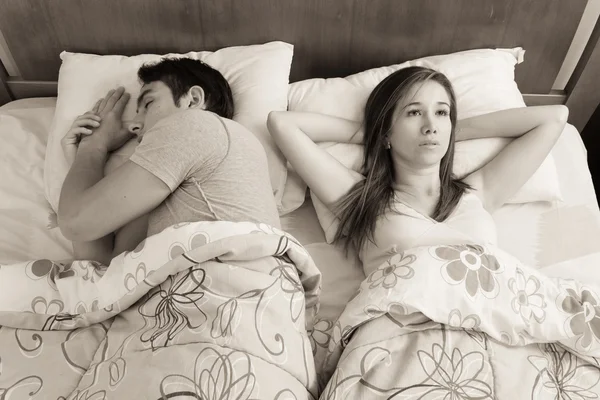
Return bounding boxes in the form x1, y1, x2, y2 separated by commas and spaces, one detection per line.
0, 0, 598, 132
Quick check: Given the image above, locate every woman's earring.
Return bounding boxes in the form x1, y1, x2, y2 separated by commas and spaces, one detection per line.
386, 142, 391, 150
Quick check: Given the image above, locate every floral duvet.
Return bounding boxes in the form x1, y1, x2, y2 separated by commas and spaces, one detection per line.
0, 221, 321, 400
319, 244, 600, 399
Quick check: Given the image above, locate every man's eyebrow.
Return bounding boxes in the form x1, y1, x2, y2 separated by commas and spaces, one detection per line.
136, 88, 151, 111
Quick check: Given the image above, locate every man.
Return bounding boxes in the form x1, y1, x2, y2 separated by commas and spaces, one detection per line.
58, 58, 280, 264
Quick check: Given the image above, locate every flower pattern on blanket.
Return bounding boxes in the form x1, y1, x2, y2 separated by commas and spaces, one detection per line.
159, 347, 256, 400
558, 287, 600, 351
320, 243, 600, 398
308, 317, 333, 355
138, 266, 208, 350
0, 221, 321, 400
435, 244, 502, 300
509, 268, 547, 325
416, 344, 493, 398
448, 309, 488, 350
25, 259, 75, 290
529, 343, 600, 400
367, 253, 415, 289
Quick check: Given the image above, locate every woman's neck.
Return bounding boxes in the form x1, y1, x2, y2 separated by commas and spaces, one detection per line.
392, 164, 441, 198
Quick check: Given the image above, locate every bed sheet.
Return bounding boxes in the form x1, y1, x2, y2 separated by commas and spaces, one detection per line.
2, 97, 600, 393
2, 98, 600, 318
283, 125, 600, 260
494, 123, 600, 268
282, 123, 600, 345
0, 98, 323, 264
0, 98, 72, 264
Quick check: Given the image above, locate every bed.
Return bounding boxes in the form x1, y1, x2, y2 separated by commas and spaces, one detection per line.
1, 1, 600, 399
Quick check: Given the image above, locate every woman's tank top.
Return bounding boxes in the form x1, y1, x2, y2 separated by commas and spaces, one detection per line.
360, 191, 497, 276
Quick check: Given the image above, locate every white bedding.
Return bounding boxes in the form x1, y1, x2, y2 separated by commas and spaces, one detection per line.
0, 98, 72, 264
1, 98, 599, 318
283, 125, 600, 261
282, 124, 600, 329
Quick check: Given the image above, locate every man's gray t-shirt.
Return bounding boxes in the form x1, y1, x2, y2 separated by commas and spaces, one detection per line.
130, 109, 280, 236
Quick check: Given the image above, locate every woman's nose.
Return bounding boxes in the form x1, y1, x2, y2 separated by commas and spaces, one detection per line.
422, 116, 437, 134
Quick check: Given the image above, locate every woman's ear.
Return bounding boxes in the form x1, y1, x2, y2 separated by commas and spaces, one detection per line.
186, 85, 206, 109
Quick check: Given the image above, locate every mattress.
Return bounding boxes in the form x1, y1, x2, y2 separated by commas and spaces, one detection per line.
1, 98, 600, 314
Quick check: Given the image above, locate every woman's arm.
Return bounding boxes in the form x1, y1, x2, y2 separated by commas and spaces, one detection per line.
268, 111, 363, 210
456, 105, 566, 141
270, 111, 364, 144
462, 105, 569, 212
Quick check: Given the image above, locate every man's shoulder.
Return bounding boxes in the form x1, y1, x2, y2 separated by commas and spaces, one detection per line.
161, 109, 223, 129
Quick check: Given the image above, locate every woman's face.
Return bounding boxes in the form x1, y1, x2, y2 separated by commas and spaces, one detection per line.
387, 80, 453, 168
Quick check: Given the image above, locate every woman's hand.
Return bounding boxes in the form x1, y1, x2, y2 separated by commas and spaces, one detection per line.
80, 87, 133, 152
61, 100, 102, 166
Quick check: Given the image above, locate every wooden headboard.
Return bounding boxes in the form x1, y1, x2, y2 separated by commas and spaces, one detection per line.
0, 0, 599, 131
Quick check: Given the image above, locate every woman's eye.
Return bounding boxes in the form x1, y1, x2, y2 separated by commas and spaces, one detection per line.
407, 110, 421, 116
145, 100, 153, 109
437, 110, 449, 116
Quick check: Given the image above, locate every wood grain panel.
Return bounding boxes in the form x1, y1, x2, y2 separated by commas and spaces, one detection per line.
502, 0, 587, 93
0, 63, 12, 105
350, 0, 586, 93
0, 0, 206, 80
195, 0, 355, 81
349, 0, 463, 72
0, 0, 589, 93
45, 0, 206, 55
566, 14, 600, 133
0, 0, 61, 80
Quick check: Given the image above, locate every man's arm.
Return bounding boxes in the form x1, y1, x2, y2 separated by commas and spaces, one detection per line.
58, 87, 171, 242
113, 214, 149, 257
69, 140, 142, 264
60, 138, 115, 262
58, 144, 170, 242
73, 235, 114, 264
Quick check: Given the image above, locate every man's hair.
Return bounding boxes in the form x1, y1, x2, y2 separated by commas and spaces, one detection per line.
138, 58, 234, 119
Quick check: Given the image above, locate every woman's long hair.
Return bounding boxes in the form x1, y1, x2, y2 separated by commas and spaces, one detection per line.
332, 66, 471, 253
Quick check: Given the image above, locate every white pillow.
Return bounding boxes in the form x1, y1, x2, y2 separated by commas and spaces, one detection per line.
312, 133, 565, 243
44, 41, 292, 214
281, 47, 562, 216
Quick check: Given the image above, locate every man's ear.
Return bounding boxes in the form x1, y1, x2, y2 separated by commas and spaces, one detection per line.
186, 85, 206, 109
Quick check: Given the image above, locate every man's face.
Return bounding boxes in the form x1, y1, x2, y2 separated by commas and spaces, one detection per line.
129, 81, 182, 139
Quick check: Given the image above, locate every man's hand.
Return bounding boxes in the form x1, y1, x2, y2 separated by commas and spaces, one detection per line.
80, 87, 133, 152
61, 100, 102, 166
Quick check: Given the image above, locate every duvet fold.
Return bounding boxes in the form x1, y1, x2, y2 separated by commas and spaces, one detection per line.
0, 221, 321, 400
320, 243, 600, 399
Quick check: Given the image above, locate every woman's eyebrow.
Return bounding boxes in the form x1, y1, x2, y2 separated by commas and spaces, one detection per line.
402, 101, 449, 109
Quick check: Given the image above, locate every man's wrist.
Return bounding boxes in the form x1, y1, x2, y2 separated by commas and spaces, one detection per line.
77, 140, 109, 163
78, 139, 108, 154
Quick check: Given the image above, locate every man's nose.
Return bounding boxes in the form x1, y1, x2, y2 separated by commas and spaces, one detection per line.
126, 121, 144, 135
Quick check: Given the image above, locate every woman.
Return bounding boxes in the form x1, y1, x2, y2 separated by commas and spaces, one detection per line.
268, 66, 568, 276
